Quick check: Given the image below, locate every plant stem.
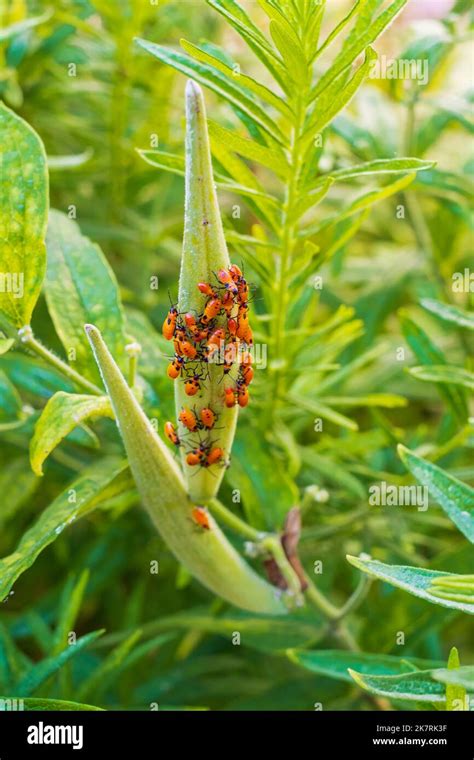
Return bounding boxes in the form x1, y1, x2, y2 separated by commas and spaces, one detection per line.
209, 498, 263, 542
304, 576, 340, 620
270, 83, 308, 410
20, 329, 102, 395
335, 575, 371, 620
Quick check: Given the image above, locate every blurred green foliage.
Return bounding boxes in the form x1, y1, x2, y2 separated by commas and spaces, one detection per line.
0, 0, 472, 710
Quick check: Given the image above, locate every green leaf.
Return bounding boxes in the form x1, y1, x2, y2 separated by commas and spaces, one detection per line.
287, 393, 359, 432
434, 666, 474, 693
124, 608, 325, 653
206, 0, 289, 91
304, 48, 377, 144
348, 668, 446, 703
0, 370, 23, 423
291, 177, 334, 221
53, 570, 90, 655
0, 696, 104, 711
269, 20, 307, 84
288, 649, 443, 683
347, 555, 474, 614
208, 120, 289, 178
180, 38, 291, 118
78, 630, 143, 702
420, 298, 474, 331
444, 647, 467, 711
304, 173, 417, 237
0, 457, 39, 529
400, 311, 468, 421
0, 458, 130, 601
30, 392, 113, 476
310, 0, 408, 101
320, 394, 407, 409
45, 210, 127, 384
15, 630, 104, 697
408, 364, 474, 391
229, 435, 299, 530
309, 158, 434, 190
398, 445, 474, 543
0, 103, 48, 327
0, 10, 52, 42
0, 337, 14, 355
135, 38, 286, 146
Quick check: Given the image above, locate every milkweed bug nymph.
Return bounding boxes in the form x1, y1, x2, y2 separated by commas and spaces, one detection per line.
162, 306, 179, 341
201, 297, 222, 323
197, 282, 216, 297
164, 421, 180, 446
216, 268, 238, 295
191, 506, 211, 529
224, 386, 237, 407
167, 355, 185, 379
184, 373, 204, 396
206, 446, 224, 467
200, 407, 216, 429
179, 406, 199, 432
237, 381, 249, 407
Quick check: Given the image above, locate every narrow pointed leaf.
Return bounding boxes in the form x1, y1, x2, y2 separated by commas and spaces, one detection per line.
348, 668, 446, 703
15, 630, 104, 697
288, 649, 444, 683
408, 364, 474, 390
310, 0, 408, 101
135, 39, 285, 145
421, 298, 474, 331
398, 445, 474, 543
347, 555, 474, 614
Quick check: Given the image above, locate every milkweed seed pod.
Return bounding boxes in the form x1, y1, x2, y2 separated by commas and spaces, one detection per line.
176, 81, 241, 503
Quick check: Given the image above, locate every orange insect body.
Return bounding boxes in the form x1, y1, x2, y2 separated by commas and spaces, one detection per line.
162, 307, 178, 341
224, 387, 237, 407
179, 407, 198, 431
237, 280, 249, 302
202, 297, 221, 323
167, 355, 185, 379
237, 384, 249, 407
217, 268, 238, 295
179, 340, 197, 359
227, 317, 237, 335
241, 351, 253, 366
186, 451, 203, 466
200, 407, 216, 429
221, 290, 234, 315
206, 447, 224, 466
164, 421, 180, 446
191, 506, 211, 529
241, 365, 254, 385
229, 264, 243, 281
197, 282, 216, 297
185, 376, 201, 396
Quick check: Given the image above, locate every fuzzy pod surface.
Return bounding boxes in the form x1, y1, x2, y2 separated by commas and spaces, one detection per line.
85, 324, 287, 614
176, 80, 240, 503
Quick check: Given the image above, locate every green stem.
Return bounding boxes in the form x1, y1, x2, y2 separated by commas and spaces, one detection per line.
335, 575, 371, 620
209, 498, 263, 542
20, 328, 102, 396
270, 86, 308, 410
260, 534, 303, 600
304, 577, 340, 620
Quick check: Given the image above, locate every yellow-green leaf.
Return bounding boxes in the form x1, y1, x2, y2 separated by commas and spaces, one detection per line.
0, 103, 48, 327
30, 392, 113, 476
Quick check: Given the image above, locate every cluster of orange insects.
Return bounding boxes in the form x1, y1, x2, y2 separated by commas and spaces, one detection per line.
162, 264, 254, 481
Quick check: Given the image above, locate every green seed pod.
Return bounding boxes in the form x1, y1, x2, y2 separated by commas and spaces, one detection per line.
176, 80, 239, 503
85, 324, 287, 615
